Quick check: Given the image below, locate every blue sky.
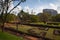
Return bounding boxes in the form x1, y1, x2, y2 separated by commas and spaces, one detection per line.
12, 0, 60, 14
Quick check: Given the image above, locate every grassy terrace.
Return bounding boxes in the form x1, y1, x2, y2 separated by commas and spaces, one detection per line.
5, 23, 60, 40
0, 30, 24, 40
18, 25, 60, 40
46, 28, 60, 40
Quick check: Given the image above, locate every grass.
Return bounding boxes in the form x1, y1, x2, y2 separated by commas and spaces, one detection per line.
45, 28, 60, 40
0, 30, 24, 40
31, 22, 45, 24
18, 25, 46, 33
18, 25, 34, 33
17, 25, 60, 40
45, 28, 55, 39
5, 23, 60, 40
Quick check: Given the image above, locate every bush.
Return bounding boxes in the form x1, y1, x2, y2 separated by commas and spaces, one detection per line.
47, 22, 60, 25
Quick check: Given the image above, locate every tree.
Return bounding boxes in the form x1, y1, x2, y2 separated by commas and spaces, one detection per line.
0, 0, 26, 32
18, 10, 30, 24
51, 16, 56, 22
30, 15, 39, 23
38, 13, 51, 23
5, 14, 17, 22
52, 14, 60, 22
0, 13, 17, 22
18, 10, 40, 23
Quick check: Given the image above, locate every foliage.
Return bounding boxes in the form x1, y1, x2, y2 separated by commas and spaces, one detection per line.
30, 15, 39, 22
18, 10, 40, 23
38, 13, 51, 23
18, 10, 31, 23
52, 14, 60, 22
5, 14, 17, 22
0, 13, 17, 22
54, 14, 60, 22
0, 0, 26, 32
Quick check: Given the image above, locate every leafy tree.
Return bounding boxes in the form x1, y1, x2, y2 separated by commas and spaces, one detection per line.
18, 10, 40, 23
38, 13, 51, 23
0, 13, 17, 22
55, 14, 60, 22
51, 16, 56, 22
30, 15, 39, 22
18, 10, 30, 24
52, 14, 60, 22
0, 0, 26, 32
6, 14, 17, 22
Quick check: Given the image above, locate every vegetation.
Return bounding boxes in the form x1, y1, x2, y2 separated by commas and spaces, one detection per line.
18, 10, 30, 23
0, 0, 26, 32
0, 13, 17, 23
0, 30, 24, 40
17, 10, 60, 24
38, 13, 51, 23
5, 24, 60, 40
30, 15, 39, 22
0, 0, 60, 40
52, 14, 60, 22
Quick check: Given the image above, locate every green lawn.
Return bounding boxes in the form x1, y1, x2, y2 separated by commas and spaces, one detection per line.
0, 31, 24, 40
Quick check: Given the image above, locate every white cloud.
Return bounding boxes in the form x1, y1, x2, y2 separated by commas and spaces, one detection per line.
49, 3, 58, 10
33, 7, 44, 14
23, 6, 33, 14
8, 1, 14, 12
49, 3, 60, 13
57, 7, 60, 13
23, 4, 60, 15
8, 1, 22, 15
23, 6, 30, 12
12, 6, 22, 15
23, 6, 44, 14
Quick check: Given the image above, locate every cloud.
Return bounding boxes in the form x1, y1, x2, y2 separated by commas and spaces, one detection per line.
8, 1, 22, 15
33, 7, 44, 14
23, 6, 30, 12
23, 6, 44, 14
49, 3, 60, 13
49, 3, 58, 10
23, 3, 60, 15
12, 6, 22, 15
9, 0, 60, 15
57, 7, 60, 13
8, 1, 14, 12
23, 6, 32, 14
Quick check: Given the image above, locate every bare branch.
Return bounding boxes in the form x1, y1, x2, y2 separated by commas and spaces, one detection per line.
8, 1, 21, 13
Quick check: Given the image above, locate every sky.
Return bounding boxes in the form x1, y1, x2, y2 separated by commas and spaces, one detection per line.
9, 0, 60, 15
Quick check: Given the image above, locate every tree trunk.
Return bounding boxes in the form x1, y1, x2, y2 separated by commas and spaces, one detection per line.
2, 22, 5, 32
